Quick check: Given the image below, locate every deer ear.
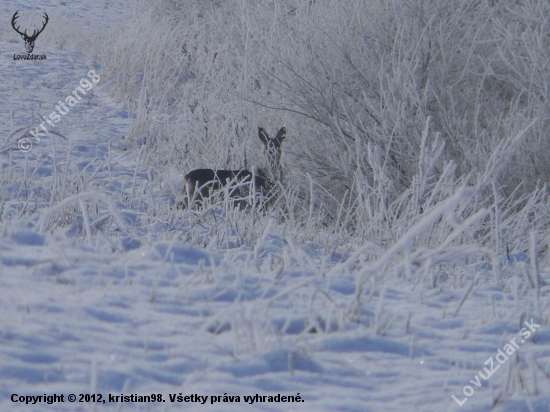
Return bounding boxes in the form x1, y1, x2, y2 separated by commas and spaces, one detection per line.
21, 34, 25, 40
258, 127, 269, 145
275, 127, 286, 143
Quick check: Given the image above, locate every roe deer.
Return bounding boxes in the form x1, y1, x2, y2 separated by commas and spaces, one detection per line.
182, 127, 286, 209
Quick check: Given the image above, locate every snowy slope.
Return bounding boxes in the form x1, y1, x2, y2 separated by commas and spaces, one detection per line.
1, 1, 550, 412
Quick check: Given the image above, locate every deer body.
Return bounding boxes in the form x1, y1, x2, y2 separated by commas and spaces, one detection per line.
182, 127, 286, 209
183, 168, 268, 200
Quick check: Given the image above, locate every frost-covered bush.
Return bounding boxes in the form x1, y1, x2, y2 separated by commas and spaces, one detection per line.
90, 0, 550, 233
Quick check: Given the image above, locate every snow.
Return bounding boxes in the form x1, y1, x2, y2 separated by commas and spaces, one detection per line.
1, 1, 550, 411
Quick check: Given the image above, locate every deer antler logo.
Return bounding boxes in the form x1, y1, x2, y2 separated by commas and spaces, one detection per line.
11, 11, 49, 54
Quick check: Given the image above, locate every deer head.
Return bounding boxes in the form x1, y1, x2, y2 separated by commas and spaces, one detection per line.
12, 11, 49, 54
258, 127, 286, 182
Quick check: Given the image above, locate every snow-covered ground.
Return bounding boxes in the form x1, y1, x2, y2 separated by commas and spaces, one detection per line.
1, 1, 550, 411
